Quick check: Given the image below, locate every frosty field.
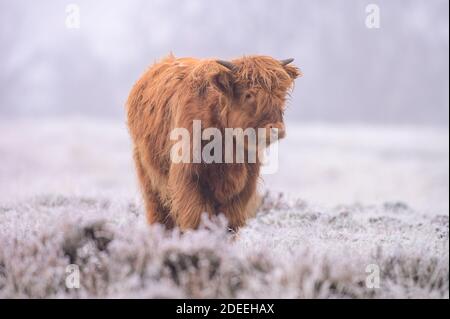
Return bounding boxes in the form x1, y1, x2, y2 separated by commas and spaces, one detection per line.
0, 118, 448, 298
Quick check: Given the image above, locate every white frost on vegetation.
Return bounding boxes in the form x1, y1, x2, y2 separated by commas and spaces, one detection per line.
0, 193, 447, 298
0, 119, 448, 298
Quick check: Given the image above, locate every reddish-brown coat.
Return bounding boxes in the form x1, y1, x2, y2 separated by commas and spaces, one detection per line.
126, 54, 300, 230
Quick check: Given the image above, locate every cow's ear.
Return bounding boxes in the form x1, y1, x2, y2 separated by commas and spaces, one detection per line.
210, 71, 235, 98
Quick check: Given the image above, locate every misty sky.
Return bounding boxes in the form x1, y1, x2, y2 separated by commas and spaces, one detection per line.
0, 0, 448, 125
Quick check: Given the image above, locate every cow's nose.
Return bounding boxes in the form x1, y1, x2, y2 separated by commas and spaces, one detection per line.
265, 122, 286, 139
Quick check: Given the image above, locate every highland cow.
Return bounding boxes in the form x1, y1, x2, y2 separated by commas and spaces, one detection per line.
126, 54, 300, 231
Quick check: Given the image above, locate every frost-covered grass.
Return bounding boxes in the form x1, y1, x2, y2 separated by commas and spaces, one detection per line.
0, 193, 448, 298
0, 118, 448, 298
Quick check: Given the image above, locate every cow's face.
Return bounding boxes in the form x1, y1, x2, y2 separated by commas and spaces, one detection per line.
211, 56, 301, 146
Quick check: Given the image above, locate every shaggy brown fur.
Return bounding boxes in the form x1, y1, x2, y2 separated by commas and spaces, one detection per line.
126, 54, 300, 230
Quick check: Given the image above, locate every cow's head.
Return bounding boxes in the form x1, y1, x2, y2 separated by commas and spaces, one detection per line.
210, 56, 301, 146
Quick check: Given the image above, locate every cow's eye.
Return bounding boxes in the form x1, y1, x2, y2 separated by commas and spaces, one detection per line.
244, 93, 253, 100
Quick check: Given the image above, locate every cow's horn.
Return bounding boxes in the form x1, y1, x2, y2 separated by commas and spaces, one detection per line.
280, 58, 294, 66
216, 60, 237, 72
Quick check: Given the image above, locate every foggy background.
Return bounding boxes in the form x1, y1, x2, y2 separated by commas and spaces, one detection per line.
0, 0, 448, 126
0, 2, 448, 300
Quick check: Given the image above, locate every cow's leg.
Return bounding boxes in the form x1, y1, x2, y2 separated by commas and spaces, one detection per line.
133, 148, 174, 228
168, 164, 213, 230
218, 198, 248, 231
211, 164, 248, 203
243, 190, 261, 220
219, 190, 261, 232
